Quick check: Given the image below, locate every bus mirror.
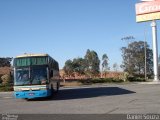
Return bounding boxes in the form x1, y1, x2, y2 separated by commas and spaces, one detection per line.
50, 70, 53, 77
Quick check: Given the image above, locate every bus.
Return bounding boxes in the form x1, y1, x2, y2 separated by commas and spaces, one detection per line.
13, 54, 60, 99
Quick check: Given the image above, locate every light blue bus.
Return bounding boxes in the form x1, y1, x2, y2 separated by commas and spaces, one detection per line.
13, 54, 60, 99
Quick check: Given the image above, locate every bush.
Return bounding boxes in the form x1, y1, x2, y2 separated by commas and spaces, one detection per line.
80, 78, 124, 84
112, 79, 124, 83
128, 76, 145, 82
0, 84, 13, 92
91, 78, 105, 83
118, 72, 129, 82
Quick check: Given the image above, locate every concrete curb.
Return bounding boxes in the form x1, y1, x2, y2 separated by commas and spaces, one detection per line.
136, 81, 160, 85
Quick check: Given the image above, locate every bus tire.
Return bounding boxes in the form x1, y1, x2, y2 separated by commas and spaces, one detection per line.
50, 85, 54, 97
55, 82, 59, 93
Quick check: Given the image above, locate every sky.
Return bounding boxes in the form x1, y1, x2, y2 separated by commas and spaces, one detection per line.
0, 0, 160, 70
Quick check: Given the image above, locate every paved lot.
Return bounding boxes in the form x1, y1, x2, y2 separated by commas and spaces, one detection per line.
0, 83, 160, 114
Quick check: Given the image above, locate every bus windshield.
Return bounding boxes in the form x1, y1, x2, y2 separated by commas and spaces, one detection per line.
31, 66, 47, 85
14, 66, 48, 86
15, 68, 30, 85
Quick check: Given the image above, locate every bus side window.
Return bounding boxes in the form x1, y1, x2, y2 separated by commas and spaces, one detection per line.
50, 70, 53, 78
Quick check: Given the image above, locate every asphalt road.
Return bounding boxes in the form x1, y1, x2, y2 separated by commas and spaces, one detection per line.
0, 83, 160, 114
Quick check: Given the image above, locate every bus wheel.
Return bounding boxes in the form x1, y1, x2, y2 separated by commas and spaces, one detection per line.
55, 82, 59, 93
50, 85, 54, 97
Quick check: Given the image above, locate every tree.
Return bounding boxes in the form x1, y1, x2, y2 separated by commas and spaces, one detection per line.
102, 54, 109, 72
72, 58, 86, 75
63, 58, 86, 77
121, 41, 153, 76
63, 49, 100, 78
84, 49, 100, 77
121, 36, 135, 42
113, 63, 118, 72
0, 57, 12, 67
63, 60, 73, 76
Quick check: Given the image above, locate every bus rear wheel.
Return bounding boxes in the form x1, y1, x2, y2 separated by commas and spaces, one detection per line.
50, 85, 54, 97
55, 82, 59, 93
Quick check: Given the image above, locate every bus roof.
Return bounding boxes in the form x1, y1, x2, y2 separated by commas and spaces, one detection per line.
14, 53, 59, 69
16, 53, 49, 58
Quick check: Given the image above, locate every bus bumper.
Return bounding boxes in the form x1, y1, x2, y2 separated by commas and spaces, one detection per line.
14, 90, 52, 99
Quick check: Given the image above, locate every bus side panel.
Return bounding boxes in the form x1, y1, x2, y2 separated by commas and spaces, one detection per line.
49, 69, 60, 91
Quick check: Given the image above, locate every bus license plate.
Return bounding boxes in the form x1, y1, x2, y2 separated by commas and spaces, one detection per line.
29, 93, 34, 96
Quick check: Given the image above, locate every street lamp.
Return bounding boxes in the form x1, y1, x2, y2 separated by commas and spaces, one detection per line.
144, 31, 147, 81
